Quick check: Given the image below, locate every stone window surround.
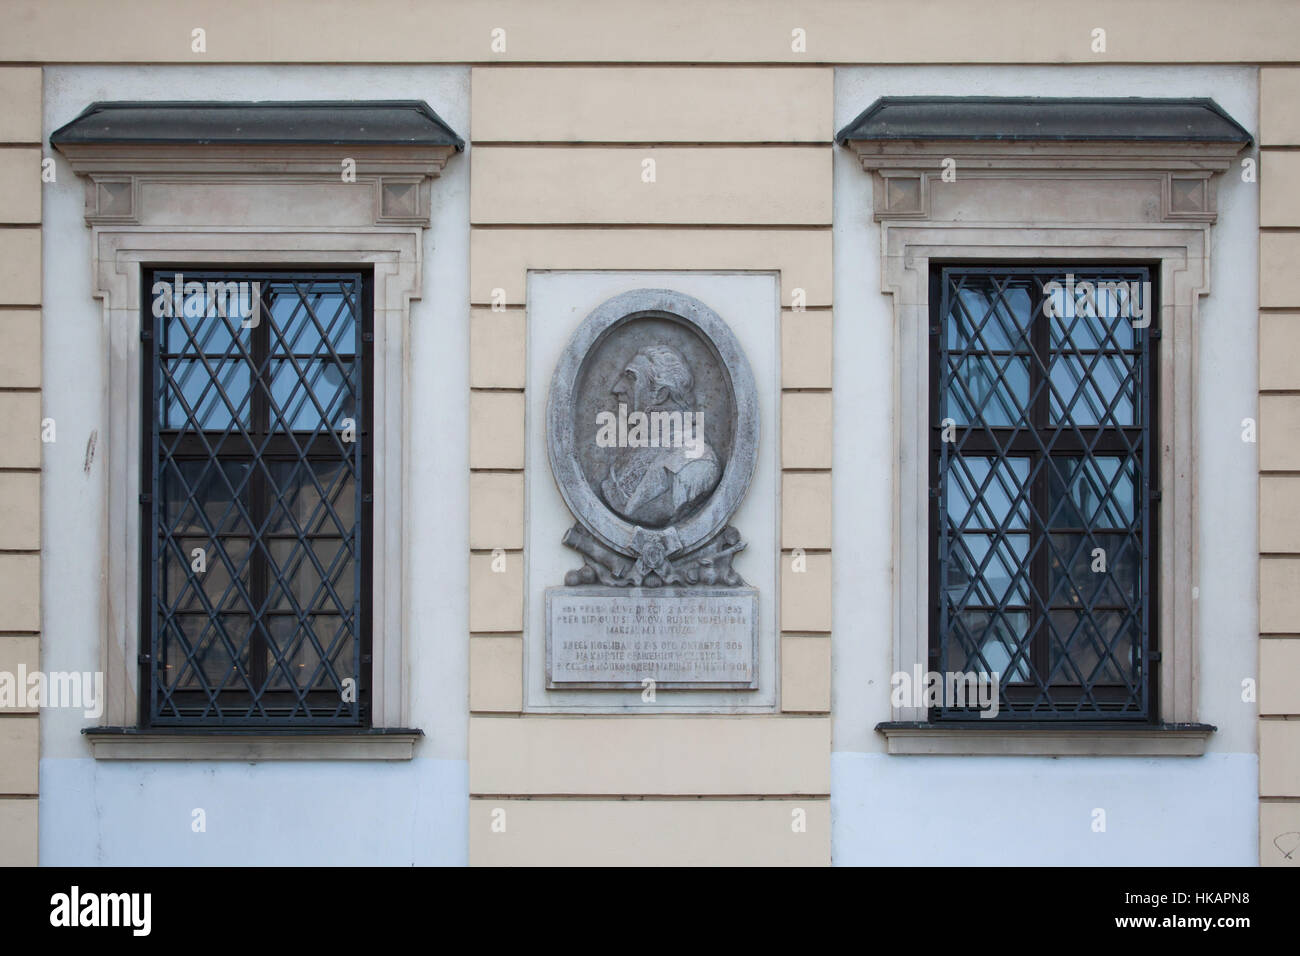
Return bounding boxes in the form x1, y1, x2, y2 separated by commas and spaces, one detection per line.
53, 139, 457, 760
842, 137, 1247, 755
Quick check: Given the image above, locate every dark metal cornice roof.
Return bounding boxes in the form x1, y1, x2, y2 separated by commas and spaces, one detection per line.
836, 96, 1253, 146
50, 100, 464, 150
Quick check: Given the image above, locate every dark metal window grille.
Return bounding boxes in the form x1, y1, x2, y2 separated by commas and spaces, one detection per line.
141, 269, 372, 726
930, 265, 1157, 720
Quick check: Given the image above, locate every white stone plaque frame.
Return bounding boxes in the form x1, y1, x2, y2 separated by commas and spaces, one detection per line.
546, 287, 759, 561
525, 271, 781, 714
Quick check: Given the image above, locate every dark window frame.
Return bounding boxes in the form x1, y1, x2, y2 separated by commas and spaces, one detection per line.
928, 262, 1160, 722
139, 267, 374, 728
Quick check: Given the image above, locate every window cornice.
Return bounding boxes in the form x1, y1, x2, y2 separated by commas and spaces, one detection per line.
842, 140, 1246, 223
836, 96, 1252, 146
838, 97, 1250, 223
50, 99, 464, 148
51, 100, 462, 228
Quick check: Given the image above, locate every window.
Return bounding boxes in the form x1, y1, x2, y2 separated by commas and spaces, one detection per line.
51, 98, 461, 754
930, 265, 1156, 720
142, 269, 372, 726
839, 95, 1248, 749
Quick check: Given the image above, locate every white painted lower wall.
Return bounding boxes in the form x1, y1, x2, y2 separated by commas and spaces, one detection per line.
40, 757, 468, 866
832, 753, 1258, 866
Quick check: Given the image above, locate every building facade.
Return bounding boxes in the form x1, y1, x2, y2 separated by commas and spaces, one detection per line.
0, 0, 1296, 867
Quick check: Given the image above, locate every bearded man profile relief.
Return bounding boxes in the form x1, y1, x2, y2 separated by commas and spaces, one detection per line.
593, 344, 721, 528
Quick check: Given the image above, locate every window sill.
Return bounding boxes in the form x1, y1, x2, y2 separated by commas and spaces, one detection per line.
874, 722, 1215, 756
83, 727, 423, 762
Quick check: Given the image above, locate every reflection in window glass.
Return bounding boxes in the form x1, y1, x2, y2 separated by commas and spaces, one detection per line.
147, 270, 369, 726
933, 267, 1153, 719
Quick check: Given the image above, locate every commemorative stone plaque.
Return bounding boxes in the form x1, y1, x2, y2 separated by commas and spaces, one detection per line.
545, 289, 760, 690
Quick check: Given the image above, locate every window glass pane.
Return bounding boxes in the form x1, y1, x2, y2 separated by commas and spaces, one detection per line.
269, 358, 358, 432
949, 610, 1033, 683
161, 614, 250, 691
266, 537, 356, 612
161, 459, 252, 536
1048, 352, 1137, 426
944, 532, 1030, 607
1047, 610, 1138, 686
1047, 533, 1140, 608
264, 460, 356, 535
266, 615, 355, 692
945, 457, 1030, 531
1047, 457, 1138, 529
267, 282, 356, 356
1046, 289, 1125, 348
1047, 276, 1144, 350
944, 354, 1030, 427
160, 358, 251, 430
164, 309, 250, 356
946, 279, 1034, 352
162, 537, 250, 614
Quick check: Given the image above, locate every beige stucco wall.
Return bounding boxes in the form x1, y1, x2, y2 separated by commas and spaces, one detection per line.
1258, 67, 1300, 868
0, 66, 41, 866
1, 1, 1298, 63
0, 0, 1293, 866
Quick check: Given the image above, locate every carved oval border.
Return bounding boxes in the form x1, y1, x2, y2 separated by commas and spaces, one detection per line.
546, 288, 759, 558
